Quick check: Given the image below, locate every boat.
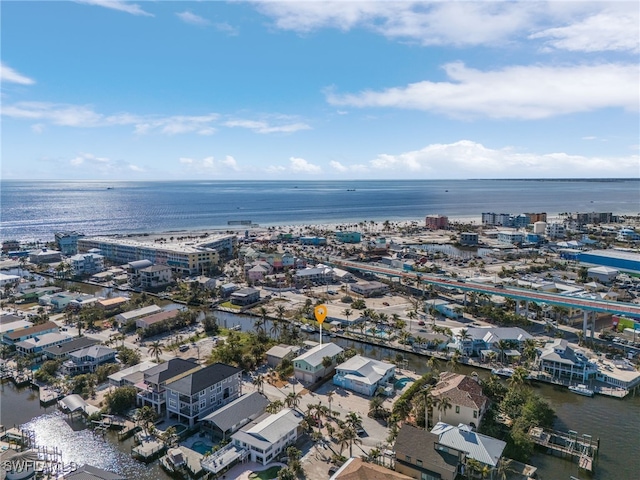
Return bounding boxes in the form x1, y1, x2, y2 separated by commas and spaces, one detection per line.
491, 367, 514, 378
300, 324, 316, 333
568, 384, 594, 397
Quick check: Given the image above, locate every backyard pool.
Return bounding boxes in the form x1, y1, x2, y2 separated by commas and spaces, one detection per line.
365, 328, 392, 340
395, 377, 414, 389
190, 440, 213, 455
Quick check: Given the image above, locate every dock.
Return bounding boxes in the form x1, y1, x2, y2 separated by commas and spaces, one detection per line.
131, 438, 166, 462
528, 426, 599, 472
39, 386, 62, 405
117, 420, 140, 441
159, 446, 205, 478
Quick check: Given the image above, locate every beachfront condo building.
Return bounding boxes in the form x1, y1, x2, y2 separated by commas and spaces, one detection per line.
77, 234, 236, 275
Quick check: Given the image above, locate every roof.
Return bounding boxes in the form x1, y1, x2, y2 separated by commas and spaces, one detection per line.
58, 394, 89, 413
108, 360, 157, 383
98, 297, 129, 307
202, 392, 269, 431
166, 362, 242, 395
265, 344, 298, 359
0, 314, 25, 325
16, 332, 72, 350
43, 337, 99, 356
394, 424, 460, 475
136, 309, 180, 327
587, 266, 620, 274
69, 345, 116, 360
140, 264, 172, 273
431, 422, 506, 467
128, 259, 153, 269
331, 457, 412, 480
539, 339, 584, 366
464, 327, 532, 343
232, 408, 303, 449
335, 355, 395, 386
231, 287, 260, 297
64, 464, 125, 480
116, 305, 162, 321
431, 372, 488, 411
143, 358, 199, 385
4, 321, 58, 340
294, 342, 344, 367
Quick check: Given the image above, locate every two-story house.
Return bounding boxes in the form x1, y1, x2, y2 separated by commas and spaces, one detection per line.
333, 355, 395, 396
429, 372, 489, 429
538, 339, 599, 383
293, 343, 344, 384
165, 363, 242, 427
62, 345, 117, 375
136, 359, 199, 414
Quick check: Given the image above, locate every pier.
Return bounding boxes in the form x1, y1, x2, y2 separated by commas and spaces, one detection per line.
528, 426, 599, 472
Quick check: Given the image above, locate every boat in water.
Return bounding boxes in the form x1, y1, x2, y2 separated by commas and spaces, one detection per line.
568, 384, 594, 397
491, 367, 514, 378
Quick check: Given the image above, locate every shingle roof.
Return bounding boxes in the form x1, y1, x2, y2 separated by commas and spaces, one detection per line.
165, 362, 241, 395
333, 457, 412, 480
43, 337, 99, 356
69, 345, 116, 360
4, 321, 57, 340
394, 424, 460, 475
143, 358, 199, 385
202, 392, 269, 432
431, 422, 506, 467
431, 372, 488, 411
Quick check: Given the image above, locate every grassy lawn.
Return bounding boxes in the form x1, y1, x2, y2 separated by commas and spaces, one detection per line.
219, 301, 242, 309
249, 466, 282, 480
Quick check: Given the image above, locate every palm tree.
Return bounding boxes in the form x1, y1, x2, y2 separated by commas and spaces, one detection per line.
496, 457, 514, 480
147, 340, 163, 362
252, 374, 265, 393
266, 400, 284, 414
447, 351, 461, 372
457, 329, 471, 355
327, 391, 335, 416
496, 339, 510, 365
345, 411, 363, 431
342, 308, 352, 323
509, 366, 530, 387
436, 396, 452, 423
285, 391, 301, 410
422, 385, 434, 428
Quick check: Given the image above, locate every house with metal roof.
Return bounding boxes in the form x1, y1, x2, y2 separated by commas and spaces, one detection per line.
3, 321, 58, 345
15, 332, 73, 355
333, 355, 395, 396
62, 345, 117, 375
202, 391, 270, 440
113, 304, 163, 326
266, 344, 301, 368
230, 408, 304, 465
450, 327, 533, 357
537, 339, 598, 383
431, 422, 506, 472
165, 362, 242, 426
43, 337, 99, 360
293, 342, 344, 384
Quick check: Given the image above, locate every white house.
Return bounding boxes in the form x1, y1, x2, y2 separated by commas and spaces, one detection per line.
293, 342, 344, 384
231, 408, 303, 465
333, 355, 395, 396
587, 266, 619, 284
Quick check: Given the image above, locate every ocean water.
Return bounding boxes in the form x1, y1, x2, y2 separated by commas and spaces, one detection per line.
1, 179, 638, 242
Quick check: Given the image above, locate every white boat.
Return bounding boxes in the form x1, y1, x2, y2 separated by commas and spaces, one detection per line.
568, 384, 594, 397
491, 367, 514, 378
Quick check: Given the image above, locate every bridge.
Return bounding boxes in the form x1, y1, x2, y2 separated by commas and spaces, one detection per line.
333, 260, 640, 318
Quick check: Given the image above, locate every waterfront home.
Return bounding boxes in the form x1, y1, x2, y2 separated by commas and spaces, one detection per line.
295, 266, 334, 285
429, 372, 489, 429
138, 264, 173, 290
266, 344, 301, 368
135, 309, 181, 330
29, 248, 62, 264
350, 280, 389, 297
15, 286, 62, 302
202, 391, 270, 440
15, 332, 73, 355
136, 358, 199, 414
330, 457, 412, 480
43, 337, 99, 360
293, 342, 344, 384
113, 304, 162, 327
431, 422, 506, 478
97, 296, 129, 311
54, 231, 85, 256
0, 316, 33, 336
165, 362, 242, 427
69, 252, 104, 276
537, 339, 598, 383
394, 424, 464, 480
126, 259, 153, 285
333, 355, 395, 396
2, 320, 58, 345
427, 299, 462, 320
62, 345, 117, 375
230, 287, 260, 307
230, 408, 304, 465
107, 360, 157, 387
450, 327, 532, 358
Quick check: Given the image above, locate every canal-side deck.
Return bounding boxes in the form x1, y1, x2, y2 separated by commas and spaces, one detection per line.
528, 426, 599, 472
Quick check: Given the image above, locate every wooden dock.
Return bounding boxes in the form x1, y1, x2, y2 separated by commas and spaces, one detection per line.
528, 426, 599, 472
117, 420, 140, 441
39, 386, 62, 405
131, 439, 166, 462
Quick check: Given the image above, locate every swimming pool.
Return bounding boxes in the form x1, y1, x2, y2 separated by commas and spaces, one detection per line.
191, 440, 213, 455
395, 377, 414, 389
366, 328, 392, 339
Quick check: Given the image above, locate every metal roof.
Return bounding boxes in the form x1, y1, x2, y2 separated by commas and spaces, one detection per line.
431, 422, 506, 467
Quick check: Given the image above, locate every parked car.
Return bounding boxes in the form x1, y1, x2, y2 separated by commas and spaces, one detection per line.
418, 320, 425, 326
179, 344, 189, 352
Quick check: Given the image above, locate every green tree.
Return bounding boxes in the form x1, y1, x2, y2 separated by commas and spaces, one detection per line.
147, 340, 163, 362
105, 385, 137, 414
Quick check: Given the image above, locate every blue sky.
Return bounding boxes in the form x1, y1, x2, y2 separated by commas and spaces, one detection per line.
2, 0, 639, 180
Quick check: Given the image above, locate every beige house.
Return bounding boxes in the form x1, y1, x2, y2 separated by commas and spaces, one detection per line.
429, 372, 488, 429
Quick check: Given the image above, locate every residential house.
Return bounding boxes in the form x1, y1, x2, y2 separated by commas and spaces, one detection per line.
428, 300, 462, 320
29, 248, 62, 264
135, 309, 181, 330
497, 231, 523, 245
460, 232, 479, 246
335, 231, 362, 243
330, 457, 412, 480
450, 327, 532, 358
69, 253, 104, 276
394, 424, 464, 480
245, 261, 273, 283
299, 236, 326, 245
429, 373, 489, 429
538, 339, 598, 383
136, 359, 200, 414
230, 288, 260, 306
55, 231, 85, 256
431, 422, 506, 478
113, 305, 162, 327
43, 337, 99, 360
15, 332, 73, 355
3, 321, 58, 345
0, 273, 20, 290
127, 260, 153, 285
265, 344, 300, 368
138, 264, 173, 290
108, 360, 157, 387
0, 316, 33, 336
230, 408, 304, 465
62, 345, 117, 375
97, 296, 129, 312
293, 342, 344, 384
295, 266, 334, 285
333, 355, 395, 396
165, 362, 243, 427
202, 391, 270, 440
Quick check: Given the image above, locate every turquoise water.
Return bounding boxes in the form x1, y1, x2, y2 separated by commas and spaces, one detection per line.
395, 377, 414, 389
366, 328, 392, 339
190, 440, 213, 455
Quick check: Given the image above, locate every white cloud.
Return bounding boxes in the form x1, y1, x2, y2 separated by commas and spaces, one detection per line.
530, 8, 640, 53
176, 11, 211, 26
1, 62, 36, 85
224, 118, 311, 134
75, 0, 153, 17
215, 22, 239, 36
363, 140, 639, 178
329, 160, 348, 172
67, 152, 144, 175
289, 157, 322, 174
178, 155, 242, 174
31, 124, 45, 134
326, 62, 639, 119
3, 102, 219, 135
